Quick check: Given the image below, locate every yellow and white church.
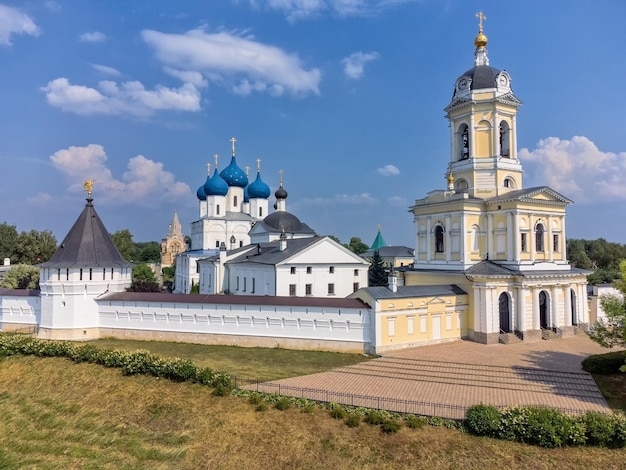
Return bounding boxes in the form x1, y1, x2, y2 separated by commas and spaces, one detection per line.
352, 17, 589, 350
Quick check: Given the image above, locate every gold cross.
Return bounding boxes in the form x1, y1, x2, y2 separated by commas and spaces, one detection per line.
206, 162, 211, 175
476, 11, 486, 31
256, 158, 261, 172
230, 137, 237, 156
214, 154, 219, 169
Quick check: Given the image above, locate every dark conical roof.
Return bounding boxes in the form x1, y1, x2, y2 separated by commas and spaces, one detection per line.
41, 197, 131, 268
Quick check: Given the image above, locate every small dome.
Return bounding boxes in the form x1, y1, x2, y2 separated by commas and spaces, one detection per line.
453, 65, 501, 97
204, 168, 229, 196
248, 172, 271, 199
275, 184, 288, 200
263, 211, 303, 232
196, 184, 207, 201
220, 156, 248, 188
474, 31, 488, 48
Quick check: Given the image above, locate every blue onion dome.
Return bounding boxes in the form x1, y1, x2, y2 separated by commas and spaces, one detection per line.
196, 184, 207, 201
248, 171, 271, 199
243, 186, 250, 203
220, 156, 248, 188
204, 168, 228, 196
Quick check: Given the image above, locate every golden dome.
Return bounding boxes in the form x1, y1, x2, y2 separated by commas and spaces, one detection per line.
474, 30, 488, 48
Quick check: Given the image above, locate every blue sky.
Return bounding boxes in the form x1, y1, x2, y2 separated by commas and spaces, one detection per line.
1, 1, 625, 248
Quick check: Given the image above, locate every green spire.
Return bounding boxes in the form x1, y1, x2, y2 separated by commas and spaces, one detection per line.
370, 225, 388, 251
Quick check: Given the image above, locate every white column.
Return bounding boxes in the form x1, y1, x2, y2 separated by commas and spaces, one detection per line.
474, 285, 483, 335
426, 217, 432, 262
487, 213, 493, 259
512, 115, 518, 160
532, 287, 540, 330
445, 215, 451, 262
414, 217, 420, 262
461, 212, 469, 265
561, 215, 567, 259
530, 215, 536, 261
551, 286, 559, 328
450, 122, 456, 162
507, 211, 513, 261
470, 114, 476, 158
564, 285, 572, 327
547, 215, 554, 262
578, 283, 589, 323
491, 286, 498, 333
516, 286, 526, 332
513, 212, 520, 263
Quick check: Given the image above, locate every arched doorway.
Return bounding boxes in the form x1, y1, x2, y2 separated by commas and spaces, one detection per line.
571, 289, 577, 325
539, 291, 549, 329
498, 292, 511, 333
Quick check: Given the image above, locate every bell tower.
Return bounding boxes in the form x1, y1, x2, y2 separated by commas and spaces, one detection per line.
444, 12, 524, 198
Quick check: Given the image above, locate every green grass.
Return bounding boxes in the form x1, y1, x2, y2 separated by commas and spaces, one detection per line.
87, 338, 371, 381
0, 356, 625, 469
593, 373, 626, 412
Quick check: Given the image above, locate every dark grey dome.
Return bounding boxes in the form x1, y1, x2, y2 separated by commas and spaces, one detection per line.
454, 65, 501, 96
263, 211, 302, 232
275, 186, 288, 199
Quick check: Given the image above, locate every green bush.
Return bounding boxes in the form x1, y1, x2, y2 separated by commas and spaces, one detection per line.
344, 414, 361, 428
405, 415, 428, 429
256, 403, 268, 412
428, 416, 444, 427
499, 407, 529, 441
582, 412, 615, 447
275, 398, 292, 411
465, 404, 501, 437
613, 414, 626, 448
364, 410, 386, 426
248, 393, 263, 406
524, 407, 574, 448
581, 351, 626, 374
302, 403, 316, 414
381, 419, 401, 434
329, 405, 347, 420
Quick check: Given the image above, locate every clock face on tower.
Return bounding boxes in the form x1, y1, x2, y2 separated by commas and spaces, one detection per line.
457, 78, 469, 92
497, 74, 509, 87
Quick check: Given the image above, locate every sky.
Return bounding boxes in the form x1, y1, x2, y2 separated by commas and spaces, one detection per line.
0, 1, 625, 248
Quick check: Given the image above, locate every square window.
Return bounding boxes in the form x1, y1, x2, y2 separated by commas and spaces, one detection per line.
553, 234, 559, 252
328, 283, 335, 295
329, 266, 335, 274
521, 233, 527, 252
353, 282, 359, 292
216, 241, 220, 248
306, 266, 312, 274
354, 269, 359, 276
305, 284, 312, 295
290, 266, 296, 274
289, 284, 296, 296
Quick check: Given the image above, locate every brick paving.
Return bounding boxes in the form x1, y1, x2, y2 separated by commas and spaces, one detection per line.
247, 335, 618, 419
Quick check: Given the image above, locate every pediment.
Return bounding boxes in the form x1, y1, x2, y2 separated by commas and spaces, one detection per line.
488, 186, 572, 205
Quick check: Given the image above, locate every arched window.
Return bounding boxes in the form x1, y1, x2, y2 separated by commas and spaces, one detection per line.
535, 223, 545, 252
234, 196, 238, 207
499, 120, 511, 157
458, 124, 470, 160
503, 177, 516, 189
455, 178, 469, 193
435, 226, 444, 253
259, 207, 263, 217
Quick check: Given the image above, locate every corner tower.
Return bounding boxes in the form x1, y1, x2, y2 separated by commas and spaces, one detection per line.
445, 12, 523, 198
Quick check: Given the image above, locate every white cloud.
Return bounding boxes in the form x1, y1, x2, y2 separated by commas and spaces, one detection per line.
41, 77, 201, 116
519, 136, 626, 203
80, 31, 106, 43
163, 66, 208, 88
342, 51, 379, 79
91, 64, 121, 77
26, 192, 53, 206
0, 4, 39, 46
377, 164, 399, 176
387, 196, 407, 206
141, 28, 320, 97
241, 0, 414, 21
49, 144, 191, 204
301, 192, 378, 206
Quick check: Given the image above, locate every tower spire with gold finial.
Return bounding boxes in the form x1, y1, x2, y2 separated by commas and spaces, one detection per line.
473, 11, 489, 66
83, 179, 94, 199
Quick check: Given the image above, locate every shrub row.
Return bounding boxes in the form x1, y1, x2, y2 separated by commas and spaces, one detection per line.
465, 404, 626, 448
581, 350, 626, 375
0, 334, 234, 392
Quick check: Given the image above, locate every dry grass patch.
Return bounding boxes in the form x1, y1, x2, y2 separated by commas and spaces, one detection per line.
0, 355, 626, 469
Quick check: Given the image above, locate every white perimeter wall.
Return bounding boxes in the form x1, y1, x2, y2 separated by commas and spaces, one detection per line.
0, 294, 40, 329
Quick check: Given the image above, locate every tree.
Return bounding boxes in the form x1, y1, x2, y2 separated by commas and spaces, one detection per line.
346, 237, 369, 255
588, 260, 626, 363
111, 229, 134, 261
0, 264, 40, 290
128, 263, 160, 292
12, 229, 57, 264
136, 241, 161, 263
0, 222, 18, 261
162, 264, 176, 292
368, 250, 388, 287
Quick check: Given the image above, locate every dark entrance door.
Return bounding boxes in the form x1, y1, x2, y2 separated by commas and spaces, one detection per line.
539, 291, 549, 329
498, 292, 511, 332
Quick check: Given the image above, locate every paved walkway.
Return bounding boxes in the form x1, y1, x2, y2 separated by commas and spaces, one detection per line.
248, 335, 617, 419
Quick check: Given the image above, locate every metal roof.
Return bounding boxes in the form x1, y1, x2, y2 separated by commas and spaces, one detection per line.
357, 284, 467, 300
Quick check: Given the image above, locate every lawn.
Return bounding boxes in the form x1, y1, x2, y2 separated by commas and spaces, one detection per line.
87, 338, 371, 381
1, 355, 625, 470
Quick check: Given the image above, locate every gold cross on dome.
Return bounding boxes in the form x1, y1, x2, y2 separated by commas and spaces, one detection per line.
476, 11, 487, 31
230, 137, 237, 156
256, 158, 261, 172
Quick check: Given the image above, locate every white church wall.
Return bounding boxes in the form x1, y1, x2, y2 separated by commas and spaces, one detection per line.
97, 298, 373, 353
0, 292, 40, 330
